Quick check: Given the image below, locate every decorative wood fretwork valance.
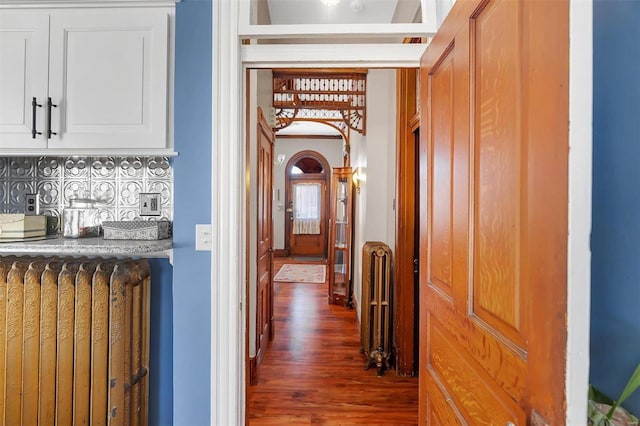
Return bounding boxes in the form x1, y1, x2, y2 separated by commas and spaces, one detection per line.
272, 69, 367, 137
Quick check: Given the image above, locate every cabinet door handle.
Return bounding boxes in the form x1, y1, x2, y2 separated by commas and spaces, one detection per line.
31, 97, 42, 139
47, 97, 57, 138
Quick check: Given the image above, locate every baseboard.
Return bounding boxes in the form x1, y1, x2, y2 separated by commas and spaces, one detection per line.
352, 295, 365, 357
273, 249, 288, 257
249, 356, 258, 385
352, 294, 361, 327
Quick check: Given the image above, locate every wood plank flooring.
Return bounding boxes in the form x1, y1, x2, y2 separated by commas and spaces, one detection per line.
247, 258, 418, 425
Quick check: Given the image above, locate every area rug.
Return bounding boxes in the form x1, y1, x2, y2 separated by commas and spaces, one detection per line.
273, 264, 326, 283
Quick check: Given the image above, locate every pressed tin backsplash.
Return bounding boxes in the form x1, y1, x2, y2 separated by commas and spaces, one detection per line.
0, 157, 173, 234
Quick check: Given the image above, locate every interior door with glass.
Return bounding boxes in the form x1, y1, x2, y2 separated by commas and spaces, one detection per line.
287, 178, 327, 256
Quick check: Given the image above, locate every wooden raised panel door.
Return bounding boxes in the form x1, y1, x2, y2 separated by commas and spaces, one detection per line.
256, 107, 274, 364
0, 13, 49, 149
418, 0, 569, 424
288, 178, 327, 256
47, 11, 169, 150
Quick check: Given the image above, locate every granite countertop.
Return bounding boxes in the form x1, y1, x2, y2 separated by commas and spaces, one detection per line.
0, 235, 172, 258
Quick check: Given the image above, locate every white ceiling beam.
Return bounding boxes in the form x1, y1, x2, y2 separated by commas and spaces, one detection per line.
241, 43, 428, 68
238, 0, 439, 38
238, 22, 436, 38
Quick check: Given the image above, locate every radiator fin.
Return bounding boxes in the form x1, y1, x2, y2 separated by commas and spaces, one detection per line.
0, 255, 150, 426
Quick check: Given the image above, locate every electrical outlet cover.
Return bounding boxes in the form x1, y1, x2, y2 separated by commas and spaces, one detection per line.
25, 194, 39, 216
140, 193, 161, 216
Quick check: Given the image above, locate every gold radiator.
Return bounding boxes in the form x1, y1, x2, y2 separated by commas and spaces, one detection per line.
360, 242, 392, 376
0, 256, 151, 426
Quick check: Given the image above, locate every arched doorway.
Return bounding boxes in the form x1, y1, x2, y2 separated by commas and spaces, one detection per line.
284, 150, 331, 257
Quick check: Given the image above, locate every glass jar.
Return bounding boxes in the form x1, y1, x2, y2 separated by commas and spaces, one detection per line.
62, 196, 100, 238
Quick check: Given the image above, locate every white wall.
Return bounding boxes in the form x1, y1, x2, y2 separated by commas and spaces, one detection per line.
351, 131, 367, 316
351, 69, 397, 318
273, 137, 344, 250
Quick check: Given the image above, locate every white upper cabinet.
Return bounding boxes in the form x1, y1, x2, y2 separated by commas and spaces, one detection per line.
0, 14, 49, 149
0, 3, 174, 155
48, 11, 169, 150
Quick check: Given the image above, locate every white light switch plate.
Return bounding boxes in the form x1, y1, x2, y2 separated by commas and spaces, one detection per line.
195, 224, 213, 251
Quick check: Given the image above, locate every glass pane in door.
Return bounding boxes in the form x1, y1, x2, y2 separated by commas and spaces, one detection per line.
293, 182, 321, 234
333, 248, 347, 296
335, 179, 348, 246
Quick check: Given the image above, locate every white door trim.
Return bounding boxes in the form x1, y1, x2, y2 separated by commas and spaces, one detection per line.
241, 43, 427, 69
211, 0, 243, 424
566, 0, 592, 424
210, 1, 591, 424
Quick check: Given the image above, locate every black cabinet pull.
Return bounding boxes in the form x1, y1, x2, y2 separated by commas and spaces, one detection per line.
31, 97, 42, 139
47, 97, 57, 139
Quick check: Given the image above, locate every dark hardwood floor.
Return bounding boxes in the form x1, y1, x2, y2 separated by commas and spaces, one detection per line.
247, 258, 419, 425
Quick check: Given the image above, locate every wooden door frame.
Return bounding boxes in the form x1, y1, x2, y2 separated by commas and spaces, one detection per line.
395, 67, 420, 377
283, 150, 331, 257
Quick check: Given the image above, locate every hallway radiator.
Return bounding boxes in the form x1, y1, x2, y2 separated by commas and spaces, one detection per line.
360, 242, 393, 376
0, 255, 150, 426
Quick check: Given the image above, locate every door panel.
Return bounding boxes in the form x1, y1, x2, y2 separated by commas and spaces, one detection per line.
288, 177, 327, 256
427, 297, 526, 402
48, 11, 168, 149
428, 316, 524, 423
426, 393, 450, 426
256, 108, 274, 366
419, 0, 569, 424
472, 0, 525, 346
0, 14, 49, 148
429, 48, 454, 297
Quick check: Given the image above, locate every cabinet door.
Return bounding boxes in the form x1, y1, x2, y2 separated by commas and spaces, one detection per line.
0, 14, 49, 149
329, 167, 352, 306
48, 10, 169, 150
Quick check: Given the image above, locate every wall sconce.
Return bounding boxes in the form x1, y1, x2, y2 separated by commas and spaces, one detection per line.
352, 167, 362, 193
275, 154, 286, 166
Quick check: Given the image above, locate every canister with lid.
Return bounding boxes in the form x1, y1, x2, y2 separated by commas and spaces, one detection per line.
62, 194, 100, 238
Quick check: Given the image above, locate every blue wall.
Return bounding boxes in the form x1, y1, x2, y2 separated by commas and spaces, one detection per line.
149, 259, 173, 425
591, 0, 640, 415
172, 0, 213, 424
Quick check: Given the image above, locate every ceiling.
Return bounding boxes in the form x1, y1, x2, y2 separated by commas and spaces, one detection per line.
256, 0, 422, 26
259, 0, 433, 137
277, 121, 342, 136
